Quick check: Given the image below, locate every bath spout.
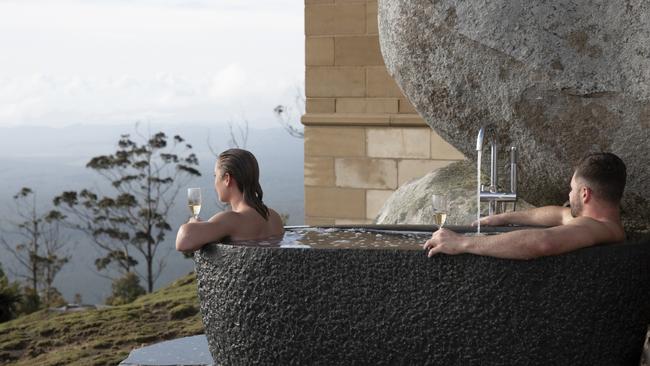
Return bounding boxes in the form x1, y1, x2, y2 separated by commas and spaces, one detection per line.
477, 126, 518, 216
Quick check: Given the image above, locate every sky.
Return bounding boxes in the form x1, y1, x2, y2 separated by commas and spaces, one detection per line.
0, 0, 305, 128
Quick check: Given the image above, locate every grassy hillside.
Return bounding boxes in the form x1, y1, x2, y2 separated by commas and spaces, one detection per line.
0, 273, 203, 366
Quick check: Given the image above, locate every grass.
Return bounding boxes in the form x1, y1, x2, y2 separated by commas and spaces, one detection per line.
0, 272, 203, 366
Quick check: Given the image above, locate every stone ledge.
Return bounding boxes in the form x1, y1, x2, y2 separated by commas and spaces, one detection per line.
301, 113, 426, 127
119, 335, 212, 366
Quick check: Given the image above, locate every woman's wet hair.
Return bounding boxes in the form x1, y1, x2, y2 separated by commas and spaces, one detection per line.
218, 148, 269, 220
574, 152, 626, 203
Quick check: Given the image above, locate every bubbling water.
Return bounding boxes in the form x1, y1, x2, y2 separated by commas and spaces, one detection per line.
225, 228, 431, 250
222, 227, 498, 250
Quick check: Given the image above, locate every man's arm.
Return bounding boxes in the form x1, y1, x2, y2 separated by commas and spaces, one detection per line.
425, 217, 619, 260
477, 206, 572, 227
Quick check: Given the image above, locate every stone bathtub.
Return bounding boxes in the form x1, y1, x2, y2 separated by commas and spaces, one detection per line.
194, 226, 650, 365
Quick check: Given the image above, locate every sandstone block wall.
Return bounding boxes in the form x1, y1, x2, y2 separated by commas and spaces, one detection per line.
303, 0, 465, 224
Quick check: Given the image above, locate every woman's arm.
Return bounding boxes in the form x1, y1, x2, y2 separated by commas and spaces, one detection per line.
175, 212, 236, 253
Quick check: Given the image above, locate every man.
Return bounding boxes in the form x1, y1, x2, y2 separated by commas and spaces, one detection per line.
423, 152, 626, 260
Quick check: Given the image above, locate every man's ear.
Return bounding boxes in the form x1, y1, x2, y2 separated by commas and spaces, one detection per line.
582, 186, 592, 204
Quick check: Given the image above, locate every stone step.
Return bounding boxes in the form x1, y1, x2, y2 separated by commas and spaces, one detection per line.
119, 335, 213, 366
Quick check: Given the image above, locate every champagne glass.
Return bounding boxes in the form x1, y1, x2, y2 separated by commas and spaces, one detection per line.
187, 188, 202, 219
432, 194, 448, 229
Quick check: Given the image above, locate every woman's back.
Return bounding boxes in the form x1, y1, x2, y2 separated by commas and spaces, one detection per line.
222, 207, 284, 241
176, 208, 284, 252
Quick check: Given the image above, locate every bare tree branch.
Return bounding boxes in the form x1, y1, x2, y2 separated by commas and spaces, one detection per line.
273, 85, 305, 139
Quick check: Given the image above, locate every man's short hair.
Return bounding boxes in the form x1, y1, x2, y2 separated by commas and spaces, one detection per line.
574, 152, 626, 203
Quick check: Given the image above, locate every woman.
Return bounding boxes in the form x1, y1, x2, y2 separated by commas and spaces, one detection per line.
175, 148, 284, 252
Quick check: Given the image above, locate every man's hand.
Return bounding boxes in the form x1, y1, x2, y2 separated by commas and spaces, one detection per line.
188, 217, 202, 224
423, 228, 466, 257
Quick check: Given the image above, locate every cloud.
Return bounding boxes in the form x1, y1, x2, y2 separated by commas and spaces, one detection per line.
0, 1, 304, 128
208, 64, 249, 99
0, 0, 303, 31
0, 70, 303, 127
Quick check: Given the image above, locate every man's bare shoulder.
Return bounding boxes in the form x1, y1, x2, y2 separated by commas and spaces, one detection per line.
563, 216, 625, 243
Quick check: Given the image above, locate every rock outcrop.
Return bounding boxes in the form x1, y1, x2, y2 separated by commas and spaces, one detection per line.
379, 0, 650, 230
375, 161, 533, 225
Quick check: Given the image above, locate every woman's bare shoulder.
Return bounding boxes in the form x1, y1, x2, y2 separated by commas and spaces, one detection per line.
207, 211, 240, 226
267, 208, 283, 221
267, 208, 285, 233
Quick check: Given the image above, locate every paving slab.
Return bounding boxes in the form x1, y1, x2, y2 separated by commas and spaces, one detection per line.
119, 334, 213, 366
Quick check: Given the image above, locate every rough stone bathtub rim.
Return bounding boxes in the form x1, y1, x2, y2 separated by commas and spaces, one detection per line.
195, 228, 650, 366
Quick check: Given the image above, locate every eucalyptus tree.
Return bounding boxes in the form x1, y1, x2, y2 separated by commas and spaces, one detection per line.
0, 263, 22, 322
54, 131, 200, 293
0, 188, 69, 308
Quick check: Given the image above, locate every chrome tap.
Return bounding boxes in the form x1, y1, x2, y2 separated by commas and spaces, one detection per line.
477, 126, 517, 216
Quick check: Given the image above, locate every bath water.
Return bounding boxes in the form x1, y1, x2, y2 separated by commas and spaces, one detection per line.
220, 228, 499, 251
224, 228, 431, 250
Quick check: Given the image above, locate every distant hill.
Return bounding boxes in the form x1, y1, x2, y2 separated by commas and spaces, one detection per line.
0, 123, 304, 304
0, 272, 202, 366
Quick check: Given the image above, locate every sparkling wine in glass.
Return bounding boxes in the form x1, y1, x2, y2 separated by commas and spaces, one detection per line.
188, 188, 202, 219
432, 194, 448, 229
